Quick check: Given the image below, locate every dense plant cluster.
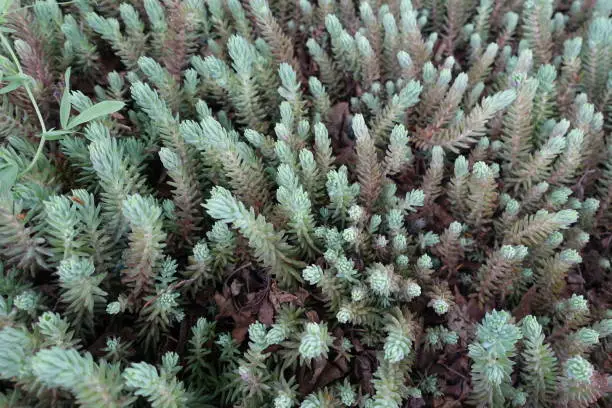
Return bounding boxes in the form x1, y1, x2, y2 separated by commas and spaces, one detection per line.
0, 0, 611, 406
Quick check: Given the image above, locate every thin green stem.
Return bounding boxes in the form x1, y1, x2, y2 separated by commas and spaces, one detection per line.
0, 32, 48, 176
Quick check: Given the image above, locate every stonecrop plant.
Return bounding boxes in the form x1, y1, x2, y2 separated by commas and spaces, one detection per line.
0, 0, 610, 406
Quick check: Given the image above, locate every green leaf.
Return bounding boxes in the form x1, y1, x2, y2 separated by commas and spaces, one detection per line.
60, 67, 71, 129
0, 79, 22, 94
0, 162, 18, 192
1, 74, 24, 81
66, 100, 125, 129
0, 73, 34, 95
0, 55, 12, 67
5, 73, 32, 83
0, 0, 12, 15
43, 129, 73, 141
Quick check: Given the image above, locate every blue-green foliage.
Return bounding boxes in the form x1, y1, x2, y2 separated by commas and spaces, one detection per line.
0, 0, 610, 407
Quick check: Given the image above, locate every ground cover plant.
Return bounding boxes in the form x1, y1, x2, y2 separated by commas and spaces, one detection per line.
0, 0, 611, 406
